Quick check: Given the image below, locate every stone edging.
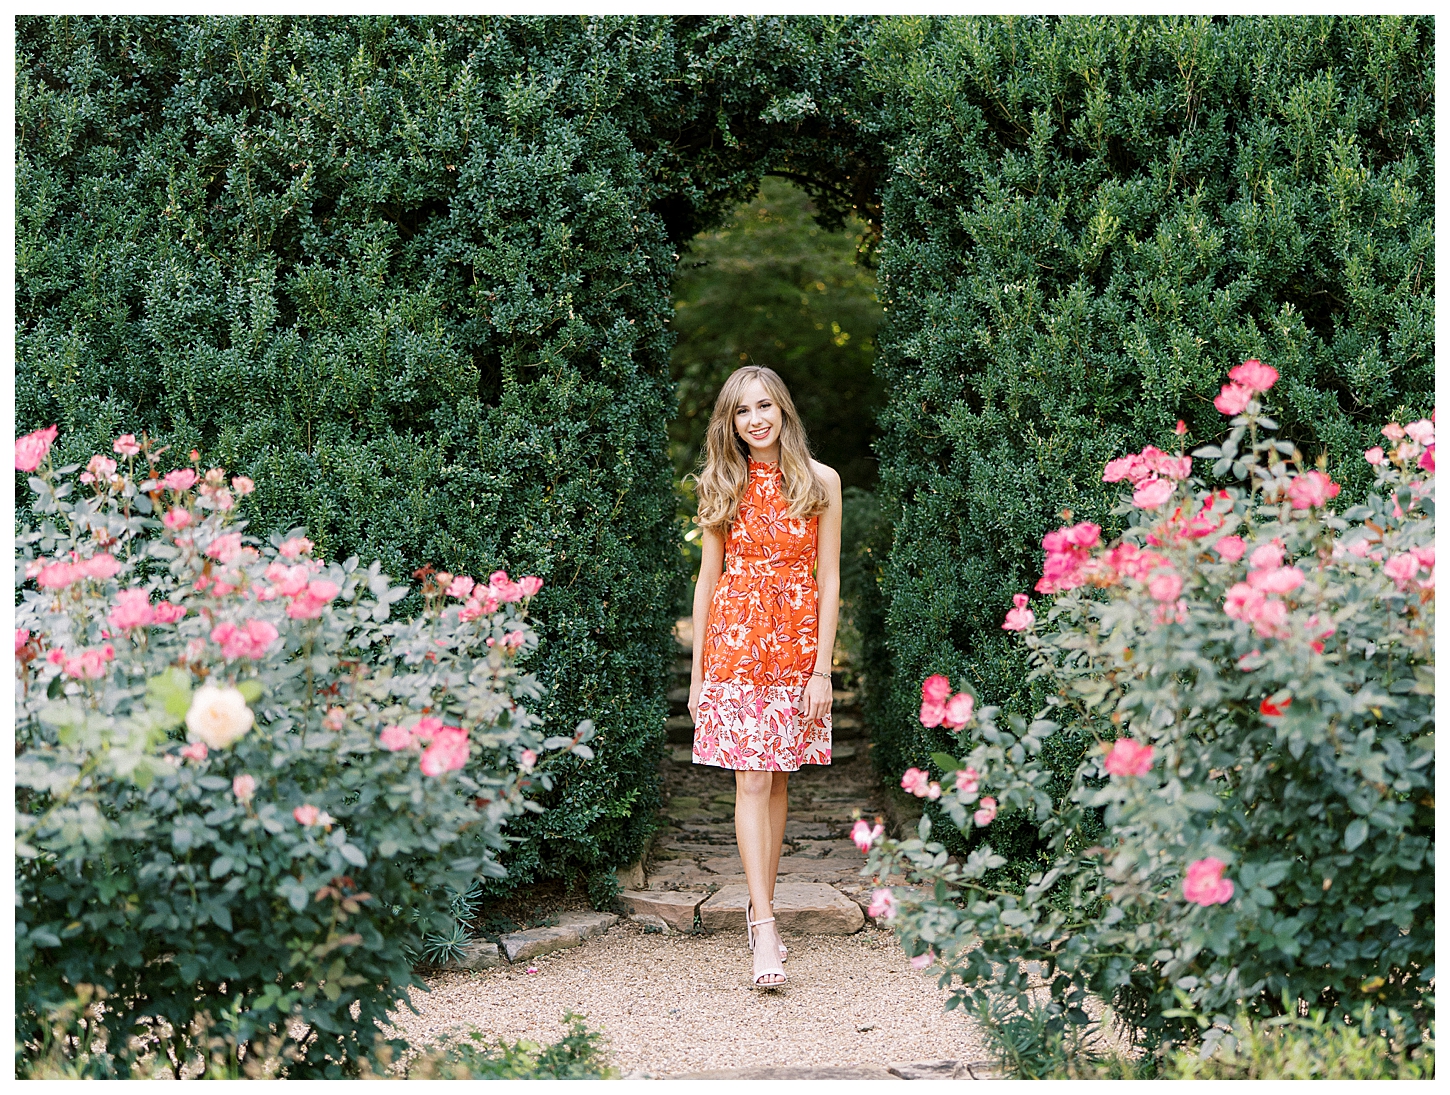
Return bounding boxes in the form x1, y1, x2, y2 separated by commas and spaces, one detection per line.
436, 910, 619, 971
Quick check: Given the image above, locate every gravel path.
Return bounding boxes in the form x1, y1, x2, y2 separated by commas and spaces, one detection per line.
391, 920, 990, 1077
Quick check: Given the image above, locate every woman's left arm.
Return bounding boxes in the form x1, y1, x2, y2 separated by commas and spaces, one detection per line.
802, 467, 842, 724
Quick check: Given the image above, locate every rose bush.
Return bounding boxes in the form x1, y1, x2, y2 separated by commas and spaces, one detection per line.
15, 429, 592, 1077
862, 363, 1433, 1054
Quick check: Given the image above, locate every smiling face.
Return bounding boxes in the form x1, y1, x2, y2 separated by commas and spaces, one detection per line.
732, 377, 783, 462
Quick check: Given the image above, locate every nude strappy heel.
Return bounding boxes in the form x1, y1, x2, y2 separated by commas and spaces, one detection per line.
746, 911, 787, 989
748, 900, 787, 963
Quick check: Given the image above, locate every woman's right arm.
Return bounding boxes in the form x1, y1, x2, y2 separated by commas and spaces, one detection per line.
688, 525, 726, 723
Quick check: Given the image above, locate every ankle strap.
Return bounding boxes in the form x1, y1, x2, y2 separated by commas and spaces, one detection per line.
747, 916, 775, 927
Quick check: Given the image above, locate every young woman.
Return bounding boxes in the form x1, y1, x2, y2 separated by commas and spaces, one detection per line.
687, 365, 842, 989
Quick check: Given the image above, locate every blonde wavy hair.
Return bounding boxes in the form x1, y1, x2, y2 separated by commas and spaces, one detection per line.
691, 366, 828, 531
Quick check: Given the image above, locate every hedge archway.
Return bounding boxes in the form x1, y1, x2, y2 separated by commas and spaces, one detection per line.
17, 14, 1432, 895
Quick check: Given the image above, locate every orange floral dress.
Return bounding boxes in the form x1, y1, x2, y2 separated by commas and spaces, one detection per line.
693, 460, 832, 771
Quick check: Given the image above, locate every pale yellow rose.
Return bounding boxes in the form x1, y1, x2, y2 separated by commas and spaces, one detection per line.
185, 684, 254, 749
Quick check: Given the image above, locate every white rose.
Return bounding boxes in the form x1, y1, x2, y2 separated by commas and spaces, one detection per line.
185, 684, 254, 749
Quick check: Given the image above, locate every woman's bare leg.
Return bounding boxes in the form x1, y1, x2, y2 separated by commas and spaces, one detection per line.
766, 771, 789, 904
735, 770, 785, 985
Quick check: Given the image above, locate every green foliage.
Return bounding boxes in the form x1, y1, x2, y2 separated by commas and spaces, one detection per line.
1161, 1007, 1435, 1080
670, 176, 882, 490
409, 1013, 615, 1079
15, 14, 681, 895
15, 438, 580, 1077
862, 15, 1435, 867
868, 383, 1433, 1053
977, 999, 1433, 1080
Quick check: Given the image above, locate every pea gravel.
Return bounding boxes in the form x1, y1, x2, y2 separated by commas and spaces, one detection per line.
388, 920, 991, 1077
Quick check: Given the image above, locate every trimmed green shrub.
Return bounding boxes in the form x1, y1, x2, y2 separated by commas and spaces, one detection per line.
863, 15, 1435, 859
16, 13, 888, 894
16, 15, 675, 893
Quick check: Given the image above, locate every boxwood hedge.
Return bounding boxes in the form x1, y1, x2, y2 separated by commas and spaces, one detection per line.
862, 15, 1434, 857
15, 14, 876, 894
17, 14, 1433, 889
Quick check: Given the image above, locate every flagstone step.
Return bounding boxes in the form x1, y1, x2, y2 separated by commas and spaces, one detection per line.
619, 889, 705, 932
498, 910, 618, 964
698, 881, 866, 934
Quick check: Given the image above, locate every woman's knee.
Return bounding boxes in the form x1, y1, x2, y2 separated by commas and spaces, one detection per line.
736, 771, 774, 799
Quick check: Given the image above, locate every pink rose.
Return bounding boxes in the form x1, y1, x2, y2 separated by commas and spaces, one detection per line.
1132, 477, 1175, 509
919, 700, 945, 728
1248, 597, 1289, 639
973, 797, 997, 827
1247, 540, 1285, 571
265, 563, 311, 597
36, 561, 77, 590
231, 475, 255, 496
379, 724, 414, 751
232, 773, 256, 802
867, 888, 897, 920
851, 818, 884, 853
1147, 570, 1183, 603
286, 580, 339, 620
420, 726, 470, 777
446, 575, 476, 599
112, 434, 141, 457
294, 804, 320, 826
162, 468, 197, 492
910, 953, 933, 970
1103, 738, 1154, 777
1286, 470, 1341, 510
1247, 566, 1304, 594
108, 588, 156, 630
954, 766, 979, 794
519, 575, 544, 598
153, 601, 186, 624
925, 782, 942, 800
1002, 593, 1034, 632
1364, 446, 1385, 466
1175, 419, 1188, 436
900, 767, 931, 797
1420, 446, 1435, 473
205, 533, 245, 563
63, 645, 115, 680
84, 454, 118, 484
1223, 582, 1262, 623
278, 536, 313, 560
81, 553, 122, 581
1228, 359, 1278, 392
322, 706, 345, 731
15, 424, 58, 472
211, 619, 278, 660
942, 692, 975, 729
1102, 454, 1140, 483
921, 674, 952, 705
520, 748, 538, 770
1383, 552, 1421, 590
1404, 418, 1435, 446
1382, 421, 1405, 439
162, 507, 193, 530
411, 716, 444, 742
1213, 535, 1246, 562
15, 628, 31, 654
1213, 382, 1253, 416
1182, 857, 1234, 906
180, 741, 209, 762
504, 630, 526, 649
